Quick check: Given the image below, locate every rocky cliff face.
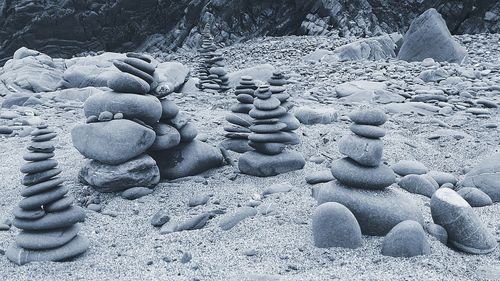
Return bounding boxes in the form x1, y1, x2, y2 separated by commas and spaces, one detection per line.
0, 0, 498, 64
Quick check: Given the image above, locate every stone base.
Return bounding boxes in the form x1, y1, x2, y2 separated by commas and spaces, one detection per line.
316, 181, 423, 236
220, 139, 252, 153
150, 140, 224, 179
238, 151, 305, 177
79, 154, 160, 192
6, 235, 89, 265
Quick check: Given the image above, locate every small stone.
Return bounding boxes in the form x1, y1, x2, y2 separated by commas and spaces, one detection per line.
238, 151, 305, 177
427, 170, 458, 186
305, 170, 334, 184
98, 111, 113, 122
160, 98, 179, 120
188, 195, 210, 207
338, 135, 383, 167
20, 159, 58, 174
219, 207, 257, 231
391, 160, 428, 176
121, 187, 153, 200
294, 107, 338, 125
312, 202, 362, 249
151, 210, 170, 227
113, 112, 124, 120
398, 174, 437, 198
177, 212, 213, 231
424, 222, 448, 244
180, 252, 192, 263
349, 124, 386, 139
381, 220, 430, 257
261, 182, 292, 197
457, 187, 493, 207
87, 204, 102, 212
107, 72, 150, 94
348, 109, 387, 126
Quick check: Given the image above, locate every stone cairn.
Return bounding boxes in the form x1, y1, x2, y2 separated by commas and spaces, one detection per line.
238, 84, 305, 177
221, 76, 258, 153
195, 25, 229, 92
268, 71, 293, 111
7, 124, 89, 265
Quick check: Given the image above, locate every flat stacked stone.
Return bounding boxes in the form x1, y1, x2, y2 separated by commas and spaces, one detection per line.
220, 76, 257, 153
238, 85, 305, 177
72, 53, 161, 192
195, 25, 229, 92
7, 124, 89, 265
316, 109, 423, 236
268, 71, 293, 111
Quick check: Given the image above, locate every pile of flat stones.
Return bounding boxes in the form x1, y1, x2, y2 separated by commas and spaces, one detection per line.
7, 125, 88, 265
238, 84, 305, 177
195, 27, 229, 92
221, 76, 257, 153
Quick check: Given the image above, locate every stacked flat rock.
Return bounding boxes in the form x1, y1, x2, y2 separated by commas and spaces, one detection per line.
72, 52, 161, 192
317, 109, 423, 236
268, 71, 293, 111
196, 27, 229, 92
238, 85, 305, 177
221, 76, 257, 153
332, 109, 395, 189
7, 125, 89, 265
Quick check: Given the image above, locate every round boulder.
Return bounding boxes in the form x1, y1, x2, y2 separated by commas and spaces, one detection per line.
382, 220, 430, 257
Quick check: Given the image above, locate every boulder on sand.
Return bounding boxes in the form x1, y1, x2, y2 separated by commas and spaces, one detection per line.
459, 152, 500, 202
397, 8, 467, 63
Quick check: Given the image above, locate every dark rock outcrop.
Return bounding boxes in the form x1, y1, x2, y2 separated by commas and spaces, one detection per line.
0, 0, 498, 64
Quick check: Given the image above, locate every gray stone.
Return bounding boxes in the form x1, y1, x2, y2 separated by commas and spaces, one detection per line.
294, 107, 338, 125
331, 158, 395, 190
219, 207, 257, 231
457, 187, 493, 207
425, 222, 448, 244
312, 202, 362, 248
72, 119, 156, 165
238, 151, 305, 177
188, 195, 210, 207
348, 109, 387, 126
107, 72, 150, 94
381, 220, 430, 257
151, 210, 170, 227
150, 123, 180, 151
177, 212, 213, 231
349, 124, 386, 139
220, 139, 253, 153
338, 135, 383, 167
431, 188, 497, 254
262, 182, 292, 197
13, 207, 86, 231
121, 187, 153, 200
397, 9, 467, 63
151, 140, 224, 179
317, 182, 424, 236
459, 153, 500, 202
16, 225, 80, 250
398, 174, 437, 198
427, 170, 458, 186
79, 154, 160, 192
305, 170, 334, 185
159, 98, 179, 120
6, 235, 89, 265
84, 91, 162, 124
391, 160, 428, 176
179, 123, 198, 143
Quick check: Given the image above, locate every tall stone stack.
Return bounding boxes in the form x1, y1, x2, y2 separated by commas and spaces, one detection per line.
72, 53, 162, 192
7, 125, 88, 265
220, 76, 257, 153
238, 85, 305, 177
316, 109, 424, 236
195, 26, 229, 92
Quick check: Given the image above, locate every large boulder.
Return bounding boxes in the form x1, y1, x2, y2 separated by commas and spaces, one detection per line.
333, 33, 402, 61
316, 182, 424, 236
0, 47, 64, 93
62, 53, 126, 88
150, 140, 224, 179
79, 154, 160, 192
431, 188, 497, 254
71, 119, 156, 165
397, 9, 467, 63
459, 152, 500, 202
83, 91, 162, 124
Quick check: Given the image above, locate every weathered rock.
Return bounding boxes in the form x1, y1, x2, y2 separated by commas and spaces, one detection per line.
317, 182, 424, 236
238, 151, 305, 177
79, 154, 160, 192
312, 202, 362, 248
84, 91, 162, 124
71, 119, 156, 165
459, 153, 500, 202
381, 220, 430, 257
398, 9, 467, 63
151, 140, 224, 179
431, 188, 497, 254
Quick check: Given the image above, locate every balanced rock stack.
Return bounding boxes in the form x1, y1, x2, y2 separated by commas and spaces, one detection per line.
72, 53, 161, 192
221, 76, 257, 153
7, 125, 89, 265
238, 84, 305, 177
196, 26, 229, 92
316, 109, 423, 236
268, 71, 293, 111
